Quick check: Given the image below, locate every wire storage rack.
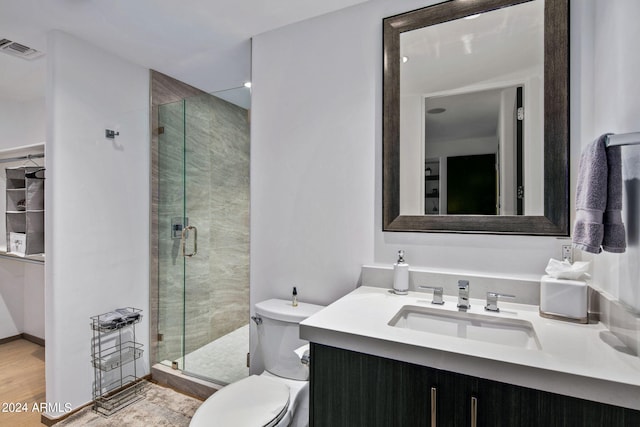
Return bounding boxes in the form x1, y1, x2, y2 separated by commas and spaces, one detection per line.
90, 308, 145, 416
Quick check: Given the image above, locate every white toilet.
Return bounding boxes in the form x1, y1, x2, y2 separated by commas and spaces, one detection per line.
189, 298, 324, 427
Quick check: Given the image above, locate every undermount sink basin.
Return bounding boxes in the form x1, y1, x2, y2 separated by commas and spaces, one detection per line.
389, 305, 541, 350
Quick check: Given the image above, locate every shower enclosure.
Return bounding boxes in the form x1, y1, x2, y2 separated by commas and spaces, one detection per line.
154, 85, 250, 385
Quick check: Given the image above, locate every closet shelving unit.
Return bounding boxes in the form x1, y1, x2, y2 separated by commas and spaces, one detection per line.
5, 166, 45, 255
424, 158, 441, 215
91, 308, 144, 416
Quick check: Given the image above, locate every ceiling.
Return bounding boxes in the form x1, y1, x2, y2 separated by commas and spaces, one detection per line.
425, 87, 504, 144
400, 0, 543, 95
399, 0, 542, 147
0, 0, 369, 102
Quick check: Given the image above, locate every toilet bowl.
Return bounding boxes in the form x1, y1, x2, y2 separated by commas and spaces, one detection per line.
189, 371, 309, 427
189, 299, 324, 427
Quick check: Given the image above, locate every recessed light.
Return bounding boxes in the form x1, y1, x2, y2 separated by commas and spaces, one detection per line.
401, 56, 409, 63
244, 82, 252, 88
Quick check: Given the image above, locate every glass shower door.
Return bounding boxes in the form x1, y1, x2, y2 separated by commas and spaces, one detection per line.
181, 90, 250, 384
156, 87, 250, 385
157, 98, 187, 370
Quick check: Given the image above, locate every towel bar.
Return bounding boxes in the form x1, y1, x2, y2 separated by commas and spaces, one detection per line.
605, 132, 640, 147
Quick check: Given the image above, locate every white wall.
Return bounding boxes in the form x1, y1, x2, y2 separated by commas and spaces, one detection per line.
0, 261, 45, 341
428, 136, 498, 158
251, 0, 566, 315
22, 262, 45, 339
251, 1, 386, 308
399, 94, 423, 214
251, 0, 395, 372
574, 0, 640, 311
45, 30, 150, 416
499, 87, 517, 215
0, 259, 25, 338
0, 98, 45, 150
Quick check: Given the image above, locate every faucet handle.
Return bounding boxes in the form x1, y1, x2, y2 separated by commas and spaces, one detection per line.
484, 292, 515, 312
457, 280, 471, 310
417, 286, 445, 305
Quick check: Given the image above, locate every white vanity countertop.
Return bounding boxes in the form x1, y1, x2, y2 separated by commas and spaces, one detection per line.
300, 286, 640, 410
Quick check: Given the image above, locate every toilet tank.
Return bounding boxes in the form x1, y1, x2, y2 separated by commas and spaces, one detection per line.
254, 299, 324, 380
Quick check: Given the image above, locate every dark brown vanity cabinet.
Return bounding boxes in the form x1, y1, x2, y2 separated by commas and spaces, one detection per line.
309, 343, 640, 427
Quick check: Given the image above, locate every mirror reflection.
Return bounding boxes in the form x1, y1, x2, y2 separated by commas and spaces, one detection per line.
398, 0, 544, 217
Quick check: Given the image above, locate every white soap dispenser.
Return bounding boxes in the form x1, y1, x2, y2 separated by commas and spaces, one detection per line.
393, 250, 409, 295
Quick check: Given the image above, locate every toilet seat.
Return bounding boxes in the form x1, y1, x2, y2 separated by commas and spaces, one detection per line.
190, 375, 290, 427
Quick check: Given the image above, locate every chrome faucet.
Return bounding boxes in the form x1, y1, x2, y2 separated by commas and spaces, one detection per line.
457, 280, 470, 311
484, 292, 515, 312
417, 285, 444, 305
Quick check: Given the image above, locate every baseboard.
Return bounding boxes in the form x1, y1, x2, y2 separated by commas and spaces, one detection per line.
22, 332, 45, 347
40, 375, 152, 425
40, 401, 92, 426
0, 333, 45, 346
0, 334, 22, 345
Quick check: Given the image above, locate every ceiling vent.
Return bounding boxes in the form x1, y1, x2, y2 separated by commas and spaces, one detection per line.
0, 38, 44, 60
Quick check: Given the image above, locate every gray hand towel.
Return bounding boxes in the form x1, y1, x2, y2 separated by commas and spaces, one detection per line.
572, 133, 626, 254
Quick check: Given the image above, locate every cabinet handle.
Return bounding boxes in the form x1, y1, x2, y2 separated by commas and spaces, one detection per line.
181, 225, 198, 257
470, 396, 478, 427
430, 387, 437, 427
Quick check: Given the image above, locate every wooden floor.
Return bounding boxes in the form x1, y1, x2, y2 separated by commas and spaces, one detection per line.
0, 339, 46, 427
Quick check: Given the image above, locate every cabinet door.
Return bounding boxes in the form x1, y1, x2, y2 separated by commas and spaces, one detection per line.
529, 386, 640, 427
434, 368, 478, 427
474, 375, 540, 426
474, 373, 640, 427
311, 343, 437, 427
310, 343, 640, 427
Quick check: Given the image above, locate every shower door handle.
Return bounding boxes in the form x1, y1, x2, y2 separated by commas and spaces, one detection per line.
181, 225, 197, 257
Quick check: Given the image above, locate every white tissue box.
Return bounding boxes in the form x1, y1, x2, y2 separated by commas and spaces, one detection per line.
9, 232, 26, 255
540, 275, 587, 323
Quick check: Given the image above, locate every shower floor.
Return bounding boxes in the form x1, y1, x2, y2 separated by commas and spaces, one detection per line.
164, 324, 249, 385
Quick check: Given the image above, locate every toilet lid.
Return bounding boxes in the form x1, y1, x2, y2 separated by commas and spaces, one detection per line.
190, 375, 290, 427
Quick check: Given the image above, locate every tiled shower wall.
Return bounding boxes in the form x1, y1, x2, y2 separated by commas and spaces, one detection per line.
151, 71, 250, 367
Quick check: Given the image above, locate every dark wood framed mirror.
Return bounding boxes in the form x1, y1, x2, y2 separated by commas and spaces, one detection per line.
382, 0, 569, 235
